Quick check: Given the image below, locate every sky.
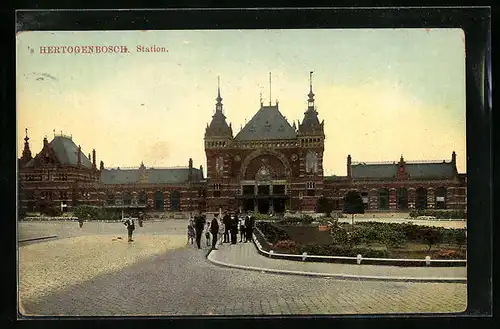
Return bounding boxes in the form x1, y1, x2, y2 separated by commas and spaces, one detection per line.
16, 29, 466, 175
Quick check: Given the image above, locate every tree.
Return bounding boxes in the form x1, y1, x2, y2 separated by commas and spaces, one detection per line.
422, 227, 443, 252
316, 196, 334, 217
343, 190, 365, 224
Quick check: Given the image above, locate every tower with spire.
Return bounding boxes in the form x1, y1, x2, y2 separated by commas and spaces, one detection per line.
298, 71, 325, 137
204, 76, 233, 140
20, 128, 33, 166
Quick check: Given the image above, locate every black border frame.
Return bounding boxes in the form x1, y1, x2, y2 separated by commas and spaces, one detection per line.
3, 5, 493, 328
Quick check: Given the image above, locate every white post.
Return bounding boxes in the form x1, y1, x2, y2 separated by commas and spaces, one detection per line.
269, 250, 274, 258
302, 252, 308, 261
425, 255, 431, 266
357, 254, 362, 265
121, 208, 124, 220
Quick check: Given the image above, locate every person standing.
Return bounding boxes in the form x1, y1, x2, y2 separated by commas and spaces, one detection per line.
187, 220, 195, 245
246, 213, 255, 242
222, 210, 231, 243
210, 214, 220, 250
194, 211, 206, 249
239, 214, 246, 242
230, 212, 238, 244
204, 220, 211, 247
124, 218, 135, 242
138, 212, 144, 227
218, 215, 225, 246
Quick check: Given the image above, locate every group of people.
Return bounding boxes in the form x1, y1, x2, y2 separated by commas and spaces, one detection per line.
187, 211, 255, 250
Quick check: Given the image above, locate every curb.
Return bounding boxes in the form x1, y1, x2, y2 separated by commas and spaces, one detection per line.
206, 251, 467, 284
19, 235, 58, 243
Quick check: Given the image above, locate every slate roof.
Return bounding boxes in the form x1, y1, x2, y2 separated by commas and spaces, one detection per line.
100, 167, 203, 184
234, 105, 297, 141
351, 162, 456, 180
24, 136, 92, 169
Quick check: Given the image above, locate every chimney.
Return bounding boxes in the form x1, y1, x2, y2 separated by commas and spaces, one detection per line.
77, 145, 82, 167
92, 149, 96, 169
347, 154, 352, 178
188, 158, 193, 181
43, 136, 48, 147
200, 165, 204, 179
100, 160, 104, 170
451, 151, 456, 164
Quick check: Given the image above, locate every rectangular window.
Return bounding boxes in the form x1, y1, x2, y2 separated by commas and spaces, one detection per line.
306, 181, 315, 196
213, 184, 221, 198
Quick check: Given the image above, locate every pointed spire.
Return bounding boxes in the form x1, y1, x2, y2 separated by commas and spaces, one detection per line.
92, 149, 96, 169
308, 71, 315, 107
215, 76, 223, 113
260, 92, 263, 107
21, 128, 32, 163
100, 160, 104, 170
400, 154, 404, 162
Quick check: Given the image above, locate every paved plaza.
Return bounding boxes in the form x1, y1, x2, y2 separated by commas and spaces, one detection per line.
18, 220, 467, 316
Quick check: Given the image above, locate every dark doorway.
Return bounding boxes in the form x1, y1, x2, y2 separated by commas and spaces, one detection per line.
273, 198, 286, 213
435, 187, 447, 209
258, 185, 270, 196
242, 185, 254, 196
170, 191, 180, 211
154, 191, 164, 211
258, 199, 270, 213
243, 199, 254, 212
378, 189, 389, 210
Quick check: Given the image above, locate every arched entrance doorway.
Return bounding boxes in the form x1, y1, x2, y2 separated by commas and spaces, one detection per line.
397, 187, 408, 210
154, 191, 164, 211
416, 187, 428, 209
239, 151, 289, 214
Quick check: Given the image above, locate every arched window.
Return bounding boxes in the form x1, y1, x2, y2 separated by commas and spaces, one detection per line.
107, 193, 114, 206
170, 191, 181, 211
378, 188, 389, 210
305, 151, 318, 174
138, 191, 147, 205
215, 156, 224, 175
123, 192, 131, 206
397, 187, 408, 210
435, 187, 447, 209
416, 187, 428, 209
154, 191, 164, 211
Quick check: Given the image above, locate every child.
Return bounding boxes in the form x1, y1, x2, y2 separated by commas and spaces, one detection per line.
218, 217, 225, 246
204, 220, 211, 247
187, 221, 195, 245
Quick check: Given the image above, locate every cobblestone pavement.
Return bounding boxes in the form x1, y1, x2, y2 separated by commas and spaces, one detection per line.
18, 222, 467, 316
209, 242, 467, 281
18, 220, 189, 242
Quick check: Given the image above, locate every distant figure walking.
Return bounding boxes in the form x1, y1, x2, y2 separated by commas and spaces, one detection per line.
124, 218, 135, 242
194, 211, 206, 249
187, 220, 195, 245
210, 214, 220, 250
78, 217, 84, 228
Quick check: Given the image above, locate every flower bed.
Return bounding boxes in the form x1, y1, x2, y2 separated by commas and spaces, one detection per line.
255, 220, 466, 262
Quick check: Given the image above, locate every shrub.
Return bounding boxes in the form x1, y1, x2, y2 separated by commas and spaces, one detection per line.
316, 196, 334, 216
421, 227, 444, 251
379, 228, 406, 248
256, 221, 291, 244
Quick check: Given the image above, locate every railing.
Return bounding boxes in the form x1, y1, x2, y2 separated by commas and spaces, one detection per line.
252, 225, 466, 267
352, 159, 450, 165
105, 166, 189, 170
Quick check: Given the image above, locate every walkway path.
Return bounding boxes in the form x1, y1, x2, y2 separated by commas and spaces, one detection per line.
208, 240, 466, 282
18, 222, 467, 316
